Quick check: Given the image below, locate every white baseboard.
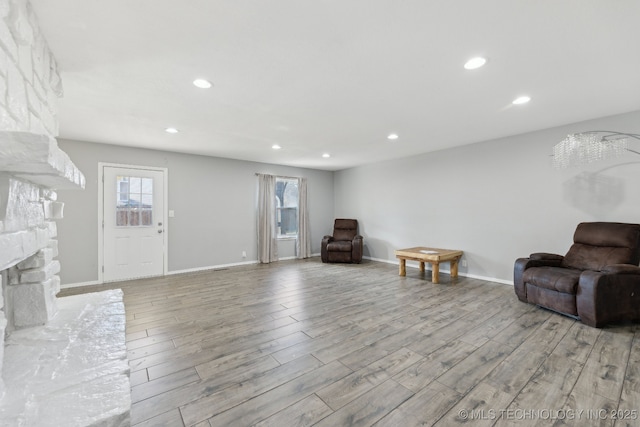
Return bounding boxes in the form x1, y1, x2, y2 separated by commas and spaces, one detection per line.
362, 256, 513, 286
61, 262, 260, 289
61, 255, 324, 289
277, 254, 321, 261
167, 260, 259, 275
62, 254, 512, 289
60, 280, 101, 290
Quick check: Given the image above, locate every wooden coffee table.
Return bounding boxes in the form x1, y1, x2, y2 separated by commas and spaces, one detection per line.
395, 247, 463, 284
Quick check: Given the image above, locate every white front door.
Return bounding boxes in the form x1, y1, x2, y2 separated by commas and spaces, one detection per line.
102, 166, 166, 282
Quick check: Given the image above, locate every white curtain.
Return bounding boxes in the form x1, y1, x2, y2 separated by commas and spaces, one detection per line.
257, 174, 278, 263
296, 177, 311, 259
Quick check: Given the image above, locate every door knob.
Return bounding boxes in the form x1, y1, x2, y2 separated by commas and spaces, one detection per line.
158, 230, 163, 234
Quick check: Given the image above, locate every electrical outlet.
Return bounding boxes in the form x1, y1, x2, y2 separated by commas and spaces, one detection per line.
461, 260, 468, 267
242, 251, 247, 258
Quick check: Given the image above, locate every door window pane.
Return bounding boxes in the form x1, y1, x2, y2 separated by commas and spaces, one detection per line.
141, 178, 153, 193
116, 175, 153, 226
129, 210, 140, 226
141, 209, 153, 226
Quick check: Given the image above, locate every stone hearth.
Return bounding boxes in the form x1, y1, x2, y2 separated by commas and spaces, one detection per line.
1, 289, 130, 426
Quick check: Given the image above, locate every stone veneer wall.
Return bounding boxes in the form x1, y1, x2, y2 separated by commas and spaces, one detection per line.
0, 0, 83, 398
0, 0, 62, 135
0, 4, 130, 425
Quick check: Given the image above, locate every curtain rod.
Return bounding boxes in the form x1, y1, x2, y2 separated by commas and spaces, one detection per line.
255, 173, 303, 180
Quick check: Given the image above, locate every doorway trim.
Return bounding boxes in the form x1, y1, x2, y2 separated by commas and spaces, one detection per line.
98, 162, 169, 284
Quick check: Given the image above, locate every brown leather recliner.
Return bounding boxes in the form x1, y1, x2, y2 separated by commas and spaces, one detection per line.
514, 222, 640, 327
321, 219, 363, 263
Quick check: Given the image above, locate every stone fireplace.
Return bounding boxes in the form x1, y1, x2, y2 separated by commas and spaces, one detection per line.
1, 1, 131, 425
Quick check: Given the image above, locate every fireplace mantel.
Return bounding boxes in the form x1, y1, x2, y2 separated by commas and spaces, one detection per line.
0, 130, 85, 191
0, 131, 85, 272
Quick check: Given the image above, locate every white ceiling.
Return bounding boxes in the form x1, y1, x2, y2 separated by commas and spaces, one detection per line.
30, 0, 640, 171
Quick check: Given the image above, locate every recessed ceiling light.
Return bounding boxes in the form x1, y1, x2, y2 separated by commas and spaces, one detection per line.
193, 79, 212, 89
512, 96, 531, 105
322, 153, 331, 158
272, 144, 281, 150
387, 133, 399, 140
464, 57, 487, 70
165, 127, 179, 133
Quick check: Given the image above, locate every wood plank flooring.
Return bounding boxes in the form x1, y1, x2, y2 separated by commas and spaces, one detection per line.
59, 258, 640, 427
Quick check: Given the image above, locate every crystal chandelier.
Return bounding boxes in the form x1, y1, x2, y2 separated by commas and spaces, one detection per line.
552, 131, 640, 169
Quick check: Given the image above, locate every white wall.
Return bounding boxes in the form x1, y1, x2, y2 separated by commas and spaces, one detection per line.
334, 110, 640, 283
56, 139, 335, 285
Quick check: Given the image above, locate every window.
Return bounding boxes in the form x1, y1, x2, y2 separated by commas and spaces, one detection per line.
275, 177, 298, 238
116, 175, 153, 226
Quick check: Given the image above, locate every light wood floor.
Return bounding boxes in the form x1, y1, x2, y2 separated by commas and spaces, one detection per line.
60, 258, 640, 427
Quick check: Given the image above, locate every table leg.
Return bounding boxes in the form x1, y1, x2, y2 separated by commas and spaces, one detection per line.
399, 258, 406, 276
450, 257, 460, 279
432, 262, 440, 284
419, 261, 425, 273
